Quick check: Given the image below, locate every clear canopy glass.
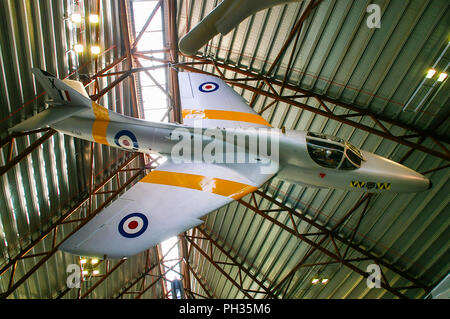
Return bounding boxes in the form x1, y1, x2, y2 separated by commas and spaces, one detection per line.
306, 132, 364, 170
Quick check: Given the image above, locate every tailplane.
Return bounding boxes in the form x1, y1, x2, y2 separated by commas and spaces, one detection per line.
9, 68, 91, 132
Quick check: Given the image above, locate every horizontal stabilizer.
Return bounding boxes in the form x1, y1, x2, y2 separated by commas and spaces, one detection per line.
9, 105, 87, 132
9, 68, 93, 132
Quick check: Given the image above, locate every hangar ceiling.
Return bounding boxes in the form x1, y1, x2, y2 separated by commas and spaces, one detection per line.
0, 0, 448, 299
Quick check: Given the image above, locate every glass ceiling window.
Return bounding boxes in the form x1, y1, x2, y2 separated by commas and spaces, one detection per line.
132, 0, 180, 298
132, 0, 169, 122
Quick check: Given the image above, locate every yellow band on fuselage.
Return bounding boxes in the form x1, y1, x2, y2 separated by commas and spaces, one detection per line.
141, 170, 257, 200
92, 101, 110, 145
182, 109, 271, 127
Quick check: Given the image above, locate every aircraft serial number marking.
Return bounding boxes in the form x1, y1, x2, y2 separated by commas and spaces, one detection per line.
350, 181, 391, 190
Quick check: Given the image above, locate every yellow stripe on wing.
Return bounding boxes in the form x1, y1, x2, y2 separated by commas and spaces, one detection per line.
182, 109, 271, 127
141, 170, 257, 200
92, 101, 110, 145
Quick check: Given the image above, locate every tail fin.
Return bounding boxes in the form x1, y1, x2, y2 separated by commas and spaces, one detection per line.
10, 68, 91, 132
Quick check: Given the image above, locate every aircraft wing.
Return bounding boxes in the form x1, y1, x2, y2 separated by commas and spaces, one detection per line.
179, 72, 271, 128
59, 159, 275, 259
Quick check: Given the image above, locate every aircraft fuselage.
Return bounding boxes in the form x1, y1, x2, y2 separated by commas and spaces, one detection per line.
51, 114, 431, 194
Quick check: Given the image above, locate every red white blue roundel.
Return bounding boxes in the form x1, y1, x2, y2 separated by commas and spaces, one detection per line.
118, 213, 148, 238
114, 130, 139, 150
199, 82, 219, 93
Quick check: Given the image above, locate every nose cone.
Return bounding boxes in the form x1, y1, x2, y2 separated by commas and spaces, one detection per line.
360, 151, 431, 193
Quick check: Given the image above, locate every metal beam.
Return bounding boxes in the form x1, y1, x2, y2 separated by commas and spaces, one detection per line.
0, 130, 56, 177
155, 245, 168, 298
251, 189, 428, 294
195, 226, 278, 299
1, 0, 166, 300
236, 195, 407, 298
135, 259, 182, 299
131, 0, 163, 50
0, 154, 147, 299
0, 52, 135, 179
0, 153, 139, 278
175, 59, 450, 161
90, 69, 133, 101
421, 163, 450, 175
81, 259, 127, 299
277, 194, 372, 297
234, 190, 431, 298
115, 237, 183, 299
249, 0, 321, 106
183, 255, 216, 299
178, 233, 193, 298
167, 0, 182, 123
115, 250, 161, 299
184, 233, 253, 299
120, 0, 140, 118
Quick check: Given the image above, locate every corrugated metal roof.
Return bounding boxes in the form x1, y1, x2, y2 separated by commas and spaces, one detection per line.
0, 0, 448, 299
0, 0, 164, 299
178, 0, 449, 299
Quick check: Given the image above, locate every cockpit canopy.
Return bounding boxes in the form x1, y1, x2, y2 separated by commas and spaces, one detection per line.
306, 132, 364, 170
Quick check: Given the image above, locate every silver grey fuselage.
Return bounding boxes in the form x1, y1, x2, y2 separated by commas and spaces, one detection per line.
52, 115, 431, 194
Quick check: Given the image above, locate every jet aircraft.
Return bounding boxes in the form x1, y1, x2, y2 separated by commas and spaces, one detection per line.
10, 69, 431, 258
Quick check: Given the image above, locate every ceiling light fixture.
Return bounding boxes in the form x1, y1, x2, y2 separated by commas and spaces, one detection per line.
426, 69, 436, 79
71, 13, 82, 23
73, 44, 84, 53
91, 46, 101, 55
403, 41, 449, 111
437, 72, 447, 82
311, 276, 329, 285
89, 14, 99, 24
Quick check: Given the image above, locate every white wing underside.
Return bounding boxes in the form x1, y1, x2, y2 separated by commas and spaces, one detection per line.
178, 72, 272, 129
60, 160, 275, 258
59, 72, 277, 258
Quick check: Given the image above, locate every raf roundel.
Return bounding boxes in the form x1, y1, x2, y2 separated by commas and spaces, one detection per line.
118, 213, 148, 238
198, 82, 219, 93
114, 130, 139, 150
